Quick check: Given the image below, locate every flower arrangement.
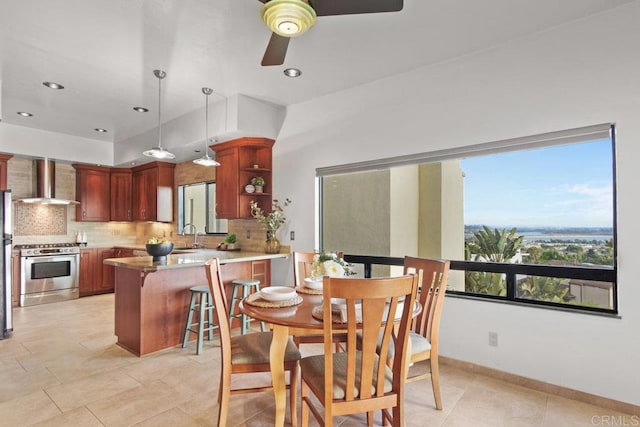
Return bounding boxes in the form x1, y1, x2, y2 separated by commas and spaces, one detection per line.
250, 198, 291, 233
310, 252, 354, 279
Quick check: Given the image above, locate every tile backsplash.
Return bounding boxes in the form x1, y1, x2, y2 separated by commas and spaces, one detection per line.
14, 204, 67, 235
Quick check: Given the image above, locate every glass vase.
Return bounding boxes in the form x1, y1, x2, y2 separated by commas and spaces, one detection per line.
265, 231, 281, 254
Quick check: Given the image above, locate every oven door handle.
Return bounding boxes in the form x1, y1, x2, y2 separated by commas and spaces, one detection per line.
24, 255, 78, 263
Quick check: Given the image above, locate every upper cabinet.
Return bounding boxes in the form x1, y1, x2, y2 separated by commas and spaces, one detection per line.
132, 162, 175, 222
110, 169, 132, 221
0, 154, 13, 190
212, 137, 274, 219
73, 164, 111, 222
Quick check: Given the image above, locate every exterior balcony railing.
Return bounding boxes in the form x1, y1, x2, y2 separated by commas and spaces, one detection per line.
343, 254, 617, 315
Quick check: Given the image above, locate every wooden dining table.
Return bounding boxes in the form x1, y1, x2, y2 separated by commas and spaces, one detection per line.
239, 289, 420, 427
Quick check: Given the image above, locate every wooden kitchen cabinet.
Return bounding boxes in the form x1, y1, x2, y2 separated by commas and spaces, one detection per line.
212, 137, 274, 219
73, 164, 111, 222
79, 248, 96, 296
251, 259, 270, 287
99, 248, 115, 292
110, 169, 132, 221
114, 247, 135, 258
79, 248, 115, 296
0, 154, 13, 190
132, 162, 175, 222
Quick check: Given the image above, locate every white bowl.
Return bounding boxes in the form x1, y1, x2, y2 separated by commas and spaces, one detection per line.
259, 286, 297, 302
303, 277, 323, 290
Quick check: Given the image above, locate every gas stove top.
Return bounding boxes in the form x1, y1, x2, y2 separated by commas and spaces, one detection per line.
16, 243, 81, 256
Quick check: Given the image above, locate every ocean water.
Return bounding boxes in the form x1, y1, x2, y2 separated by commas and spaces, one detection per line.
520, 232, 612, 243
465, 231, 613, 243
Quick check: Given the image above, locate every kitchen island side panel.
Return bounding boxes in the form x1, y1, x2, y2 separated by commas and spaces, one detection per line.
139, 268, 204, 356
114, 267, 142, 356
112, 259, 275, 356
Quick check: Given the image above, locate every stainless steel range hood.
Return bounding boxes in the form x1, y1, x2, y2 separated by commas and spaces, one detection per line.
17, 158, 79, 205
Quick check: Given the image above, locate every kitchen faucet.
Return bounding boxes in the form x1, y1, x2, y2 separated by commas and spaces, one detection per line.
181, 223, 199, 248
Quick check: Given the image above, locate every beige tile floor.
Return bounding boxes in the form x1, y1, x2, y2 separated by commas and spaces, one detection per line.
0, 294, 634, 426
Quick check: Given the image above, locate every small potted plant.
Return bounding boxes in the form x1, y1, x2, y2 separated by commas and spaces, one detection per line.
224, 233, 238, 250
251, 176, 265, 193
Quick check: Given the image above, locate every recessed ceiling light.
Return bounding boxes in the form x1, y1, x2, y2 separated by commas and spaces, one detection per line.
284, 68, 302, 78
94, 128, 108, 133
17, 111, 33, 117
133, 107, 149, 113
43, 81, 64, 89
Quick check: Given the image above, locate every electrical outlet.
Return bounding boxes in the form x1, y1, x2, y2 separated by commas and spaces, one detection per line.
246, 229, 251, 239
290, 231, 295, 241
488, 332, 498, 347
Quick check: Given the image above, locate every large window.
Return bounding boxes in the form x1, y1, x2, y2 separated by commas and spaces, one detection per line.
319, 124, 616, 314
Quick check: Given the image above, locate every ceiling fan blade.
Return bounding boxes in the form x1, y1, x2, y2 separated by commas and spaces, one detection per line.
311, 0, 403, 16
261, 33, 290, 66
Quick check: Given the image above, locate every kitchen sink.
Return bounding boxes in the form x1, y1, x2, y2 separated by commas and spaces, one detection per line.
171, 247, 204, 253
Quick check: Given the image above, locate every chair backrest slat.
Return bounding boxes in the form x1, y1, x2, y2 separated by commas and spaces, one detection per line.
205, 259, 232, 369
322, 274, 419, 405
404, 256, 450, 343
293, 251, 344, 287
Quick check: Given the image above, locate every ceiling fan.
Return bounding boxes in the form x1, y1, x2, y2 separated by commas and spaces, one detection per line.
258, 0, 404, 66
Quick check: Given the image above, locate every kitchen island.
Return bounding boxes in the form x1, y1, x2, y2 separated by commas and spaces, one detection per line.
104, 250, 289, 356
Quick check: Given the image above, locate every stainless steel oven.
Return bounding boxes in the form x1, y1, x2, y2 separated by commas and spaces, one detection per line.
19, 244, 80, 306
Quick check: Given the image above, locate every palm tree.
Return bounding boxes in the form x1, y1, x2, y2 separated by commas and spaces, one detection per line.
466, 226, 524, 263
464, 226, 524, 296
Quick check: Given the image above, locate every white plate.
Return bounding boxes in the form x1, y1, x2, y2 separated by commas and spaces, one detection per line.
259, 286, 297, 302
303, 277, 323, 290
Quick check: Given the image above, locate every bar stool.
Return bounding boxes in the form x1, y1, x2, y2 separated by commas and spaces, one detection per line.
182, 285, 218, 355
228, 279, 265, 334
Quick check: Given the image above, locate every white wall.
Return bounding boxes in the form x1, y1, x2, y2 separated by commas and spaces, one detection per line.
0, 122, 113, 164
274, 2, 640, 406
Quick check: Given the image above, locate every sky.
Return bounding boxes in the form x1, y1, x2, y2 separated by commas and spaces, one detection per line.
461, 138, 613, 228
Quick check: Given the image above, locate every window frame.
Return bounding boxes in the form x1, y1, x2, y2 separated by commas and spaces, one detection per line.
177, 181, 228, 235
318, 123, 618, 315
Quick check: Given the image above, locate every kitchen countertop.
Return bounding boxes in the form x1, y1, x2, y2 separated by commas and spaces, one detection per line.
104, 249, 289, 272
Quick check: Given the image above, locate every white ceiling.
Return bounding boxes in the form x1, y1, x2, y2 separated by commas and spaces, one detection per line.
0, 0, 634, 149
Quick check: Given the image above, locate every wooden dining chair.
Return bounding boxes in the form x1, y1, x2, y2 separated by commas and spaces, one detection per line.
292, 251, 346, 349
299, 274, 419, 427
400, 256, 450, 410
292, 251, 319, 287
204, 258, 301, 426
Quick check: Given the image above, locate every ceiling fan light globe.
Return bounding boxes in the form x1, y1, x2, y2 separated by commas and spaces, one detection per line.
278, 21, 300, 35
263, 0, 316, 37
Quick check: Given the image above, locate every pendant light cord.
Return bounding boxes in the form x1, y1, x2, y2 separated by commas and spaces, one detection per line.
157, 75, 162, 149
205, 91, 209, 151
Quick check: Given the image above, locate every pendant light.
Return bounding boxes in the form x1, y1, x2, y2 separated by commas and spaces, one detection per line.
193, 87, 220, 167
143, 69, 176, 160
